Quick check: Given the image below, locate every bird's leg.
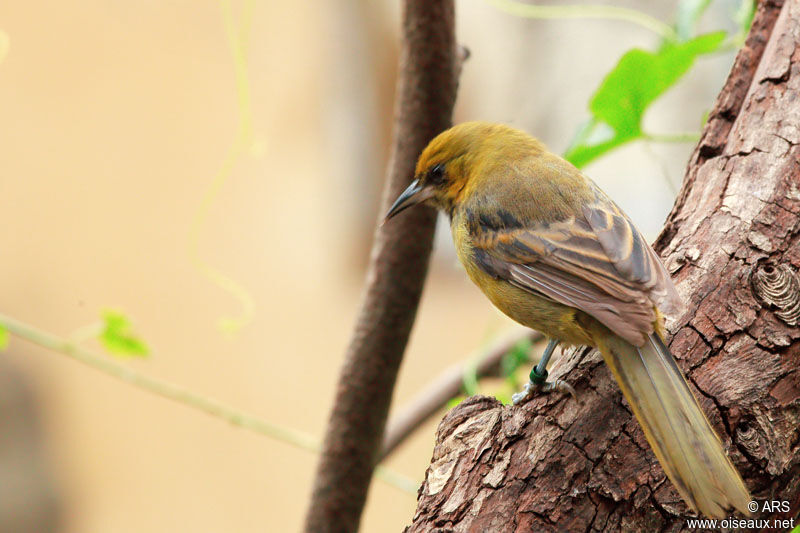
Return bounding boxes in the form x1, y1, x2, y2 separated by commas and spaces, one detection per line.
511, 338, 576, 405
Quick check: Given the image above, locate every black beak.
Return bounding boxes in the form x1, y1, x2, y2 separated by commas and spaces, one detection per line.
383, 179, 434, 223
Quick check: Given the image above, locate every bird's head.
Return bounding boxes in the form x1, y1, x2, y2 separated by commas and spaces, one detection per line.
384, 121, 542, 221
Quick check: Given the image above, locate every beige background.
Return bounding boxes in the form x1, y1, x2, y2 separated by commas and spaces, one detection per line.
0, 1, 738, 531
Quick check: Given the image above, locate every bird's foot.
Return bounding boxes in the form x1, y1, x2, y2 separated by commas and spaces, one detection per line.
511, 338, 576, 405
511, 376, 576, 405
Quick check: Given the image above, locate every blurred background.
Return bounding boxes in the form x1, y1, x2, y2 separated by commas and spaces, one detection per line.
0, 1, 742, 531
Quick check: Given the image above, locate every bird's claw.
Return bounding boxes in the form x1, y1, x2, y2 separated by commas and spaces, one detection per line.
511, 377, 577, 406
512, 338, 577, 406
540, 378, 577, 399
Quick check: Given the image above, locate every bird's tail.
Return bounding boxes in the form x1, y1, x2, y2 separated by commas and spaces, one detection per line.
596, 332, 751, 518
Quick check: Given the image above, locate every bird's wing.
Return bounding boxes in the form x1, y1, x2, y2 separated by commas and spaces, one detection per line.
468, 196, 681, 346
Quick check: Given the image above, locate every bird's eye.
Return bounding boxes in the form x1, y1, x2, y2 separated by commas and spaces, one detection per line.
429, 164, 445, 184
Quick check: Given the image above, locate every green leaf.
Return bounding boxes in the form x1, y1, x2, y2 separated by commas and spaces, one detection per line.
592, 31, 725, 134
675, 0, 712, 41
0, 325, 8, 350
564, 129, 635, 169
99, 310, 149, 358
565, 31, 726, 168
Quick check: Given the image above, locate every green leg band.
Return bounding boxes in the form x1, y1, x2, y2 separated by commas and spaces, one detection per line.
530, 338, 559, 385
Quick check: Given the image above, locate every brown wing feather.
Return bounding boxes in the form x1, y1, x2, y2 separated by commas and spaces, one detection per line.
469, 191, 681, 346
505, 261, 656, 346
582, 191, 682, 315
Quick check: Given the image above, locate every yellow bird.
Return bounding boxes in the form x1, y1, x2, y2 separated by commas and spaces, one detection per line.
384, 122, 751, 519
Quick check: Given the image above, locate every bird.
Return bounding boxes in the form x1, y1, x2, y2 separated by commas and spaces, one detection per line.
384, 121, 751, 519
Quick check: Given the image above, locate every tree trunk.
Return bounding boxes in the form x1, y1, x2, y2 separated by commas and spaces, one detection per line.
407, 1, 800, 530
304, 1, 460, 532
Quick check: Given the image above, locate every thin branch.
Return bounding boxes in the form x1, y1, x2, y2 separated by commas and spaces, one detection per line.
380, 328, 540, 460
303, 1, 460, 531
484, 0, 678, 41
0, 313, 420, 494
0, 314, 316, 447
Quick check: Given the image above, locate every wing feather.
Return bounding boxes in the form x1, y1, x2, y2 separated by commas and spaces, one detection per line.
467, 187, 681, 346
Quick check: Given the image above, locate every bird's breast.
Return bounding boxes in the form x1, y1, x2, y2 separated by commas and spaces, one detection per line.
450, 212, 594, 347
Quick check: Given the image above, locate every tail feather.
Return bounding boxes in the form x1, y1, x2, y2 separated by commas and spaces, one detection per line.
598, 332, 751, 518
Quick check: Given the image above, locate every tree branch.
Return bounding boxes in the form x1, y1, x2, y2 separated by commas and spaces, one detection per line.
303, 1, 460, 531
380, 329, 541, 460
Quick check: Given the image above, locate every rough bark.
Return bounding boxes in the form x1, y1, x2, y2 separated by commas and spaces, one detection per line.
407, 1, 800, 531
304, 1, 459, 532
